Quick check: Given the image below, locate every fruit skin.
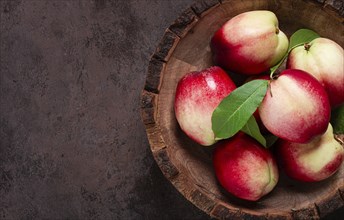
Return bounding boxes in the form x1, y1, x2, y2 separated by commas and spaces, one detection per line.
258, 69, 331, 143
287, 37, 344, 107
212, 133, 279, 201
276, 123, 344, 182
211, 10, 289, 75
247, 74, 271, 134
174, 66, 236, 146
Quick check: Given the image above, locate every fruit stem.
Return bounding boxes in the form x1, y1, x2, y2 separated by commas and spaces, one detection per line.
269, 55, 286, 80
275, 28, 279, 34
268, 80, 273, 97
304, 43, 311, 51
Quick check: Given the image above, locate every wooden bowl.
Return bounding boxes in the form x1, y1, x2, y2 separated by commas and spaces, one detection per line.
141, 0, 344, 219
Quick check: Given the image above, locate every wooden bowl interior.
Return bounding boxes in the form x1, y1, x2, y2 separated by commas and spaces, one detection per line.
156, 0, 344, 217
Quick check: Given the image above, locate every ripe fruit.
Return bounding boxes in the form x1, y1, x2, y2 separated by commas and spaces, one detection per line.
174, 66, 236, 146
287, 37, 344, 107
213, 133, 279, 201
258, 69, 331, 143
276, 123, 344, 182
211, 10, 289, 75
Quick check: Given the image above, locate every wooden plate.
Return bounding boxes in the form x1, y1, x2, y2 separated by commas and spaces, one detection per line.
141, 0, 344, 219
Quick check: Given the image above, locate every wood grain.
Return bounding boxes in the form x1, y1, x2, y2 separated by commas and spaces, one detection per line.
191, 0, 221, 17
169, 8, 199, 38
141, 0, 344, 219
145, 58, 165, 93
153, 29, 180, 62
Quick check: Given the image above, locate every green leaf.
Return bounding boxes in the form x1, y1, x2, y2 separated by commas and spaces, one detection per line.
289, 29, 320, 50
270, 28, 320, 78
212, 79, 269, 140
331, 104, 344, 134
241, 115, 267, 147
265, 134, 279, 148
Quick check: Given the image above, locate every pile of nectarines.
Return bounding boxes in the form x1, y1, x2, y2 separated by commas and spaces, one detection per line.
174, 10, 344, 201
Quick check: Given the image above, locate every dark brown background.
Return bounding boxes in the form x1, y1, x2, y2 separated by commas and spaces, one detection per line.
0, 0, 343, 219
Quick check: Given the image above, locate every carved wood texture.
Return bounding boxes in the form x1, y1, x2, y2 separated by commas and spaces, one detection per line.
141, 0, 344, 219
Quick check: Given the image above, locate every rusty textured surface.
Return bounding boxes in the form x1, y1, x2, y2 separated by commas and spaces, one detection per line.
0, 0, 343, 219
